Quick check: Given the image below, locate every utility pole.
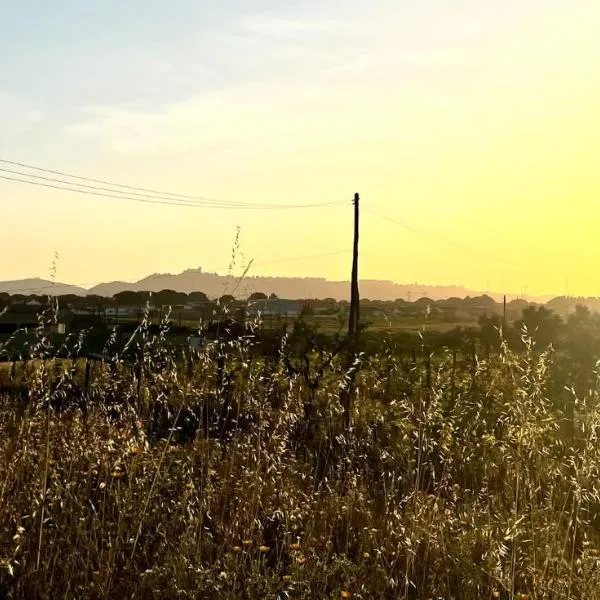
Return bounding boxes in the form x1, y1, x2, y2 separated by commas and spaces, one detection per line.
348, 192, 360, 347
341, 193, 361, 433
503, 294, 507, 331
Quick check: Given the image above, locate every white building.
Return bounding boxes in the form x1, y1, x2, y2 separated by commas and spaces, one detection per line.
247, 298, 301, 318
104, 307, 140, 317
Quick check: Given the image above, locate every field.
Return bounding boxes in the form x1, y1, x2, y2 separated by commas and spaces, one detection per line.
1, 314, 600, 599
141, 313, 479, 334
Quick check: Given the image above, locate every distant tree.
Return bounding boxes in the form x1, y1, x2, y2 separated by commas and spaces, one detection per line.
462, 294, 499, 318
562, 305, 600, 389
479, 314, 504, 349
445, 297, 464, 307
547, 296, 590, 319
568, 304, 592, 325
134, 291, 152, 304
85, 294, 107, 308
466, 294, 496, 307
508, 299, 530, 312
300, 303, 315, 317
415, 297, 434, 306
269, 293, 279, 300
188, 291, 209, 303
58, 294, 81, 308
219, 294, 235, 305
248, 292, 268, 302
153, 289, 188, 307
515, 306, 563, 348
114, 291, 141, 306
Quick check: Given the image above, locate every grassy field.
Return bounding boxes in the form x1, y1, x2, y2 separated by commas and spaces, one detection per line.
1, 321, 599, 599
240, 314, 478, 333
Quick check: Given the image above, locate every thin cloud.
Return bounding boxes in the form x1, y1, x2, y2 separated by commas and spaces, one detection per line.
0, 92, 45, 134
238, 15, 355, 38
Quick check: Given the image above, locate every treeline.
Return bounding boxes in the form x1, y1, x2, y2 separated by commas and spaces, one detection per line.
2, 288, 600, 318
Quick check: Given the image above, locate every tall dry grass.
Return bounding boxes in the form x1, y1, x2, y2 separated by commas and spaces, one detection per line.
1, 310, 600, 599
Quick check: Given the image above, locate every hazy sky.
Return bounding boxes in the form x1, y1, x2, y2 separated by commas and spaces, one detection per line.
1, 0, 599, 297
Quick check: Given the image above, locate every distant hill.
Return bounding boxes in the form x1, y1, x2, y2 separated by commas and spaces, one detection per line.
86, 268, 553, 303
0, 278, 88, 296
0, 270, 560, 303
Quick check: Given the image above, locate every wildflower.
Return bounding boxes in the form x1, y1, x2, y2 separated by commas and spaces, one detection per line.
232, 546, 242, 553
218, 571, 227, 580
99, 482, 106, 489
295, 555, 307, 565
259, 545, 270, 553
111, 469, 125, 479
363, 552, 371, 559
341, 592, 351, 598
129, 446, 142, 455
282, 575, 293, 583
242, 540, 253, 547
492, 593, 500, 599
290, 542, 301, 550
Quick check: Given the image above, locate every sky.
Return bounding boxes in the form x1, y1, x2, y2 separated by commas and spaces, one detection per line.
1, 0, 599, 297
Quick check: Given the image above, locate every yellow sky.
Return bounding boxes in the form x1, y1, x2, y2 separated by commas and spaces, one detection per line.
1, 1, 599, 297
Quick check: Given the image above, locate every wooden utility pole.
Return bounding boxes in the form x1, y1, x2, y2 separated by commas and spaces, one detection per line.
348, 192, 360, 347
502, 295, 507, 331
341, 193, 361, 432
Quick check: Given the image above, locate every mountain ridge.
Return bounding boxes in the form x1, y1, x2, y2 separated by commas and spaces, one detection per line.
0, 270, 554, 303
0, 278, 88, 296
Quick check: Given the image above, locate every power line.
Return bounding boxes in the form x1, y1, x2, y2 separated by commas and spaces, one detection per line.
0, 158, 222, 202
364, 207, 425, 235
0, 175, 216, 208
0, 159, 345, 210
0, 167, 213, 207
1, 174, 345, 210
365, 206, 526, 269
